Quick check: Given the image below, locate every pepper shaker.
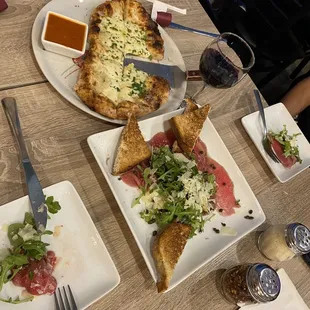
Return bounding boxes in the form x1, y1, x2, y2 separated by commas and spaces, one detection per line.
258, 223, 310, 261
221, 263, 281, 306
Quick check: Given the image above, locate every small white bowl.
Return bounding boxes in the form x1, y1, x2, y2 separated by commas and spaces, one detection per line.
41, 11, 88, 59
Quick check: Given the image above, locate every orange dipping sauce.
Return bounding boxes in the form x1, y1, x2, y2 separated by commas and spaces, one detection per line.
44, 13, 87, 51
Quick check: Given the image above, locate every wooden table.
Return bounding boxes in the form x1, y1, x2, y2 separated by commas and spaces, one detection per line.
0, 1, 309, 309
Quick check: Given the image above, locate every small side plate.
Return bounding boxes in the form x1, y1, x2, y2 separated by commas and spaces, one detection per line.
242, 103, 310, 183
0, 181, 120, 310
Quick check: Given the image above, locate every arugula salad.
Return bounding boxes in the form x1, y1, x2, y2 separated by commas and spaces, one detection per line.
0, 196, 61, 304
269, 125, 302, 163
133, 146, 217, 237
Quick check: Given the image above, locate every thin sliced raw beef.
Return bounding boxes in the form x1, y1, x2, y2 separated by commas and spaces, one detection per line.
121, 169, 144, 188
120, 159, 150, 188
193, 139, 239, 216
270, 137, 297, 168
12, 251, 57, 295
149, 129, 176, 148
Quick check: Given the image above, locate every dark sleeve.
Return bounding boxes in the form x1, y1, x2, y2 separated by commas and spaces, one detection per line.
297, 106, 310, 143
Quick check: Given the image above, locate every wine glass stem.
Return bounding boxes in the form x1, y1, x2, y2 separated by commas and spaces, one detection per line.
192, 84, 206, 99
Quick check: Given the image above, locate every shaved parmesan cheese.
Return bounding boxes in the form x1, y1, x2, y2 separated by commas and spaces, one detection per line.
1, 224, 8, 232
18, 224, 39, 241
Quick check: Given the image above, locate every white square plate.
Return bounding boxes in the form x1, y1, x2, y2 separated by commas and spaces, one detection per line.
0, 181, 120, 309
241, 103, 310, 183
88, 110, 266, 292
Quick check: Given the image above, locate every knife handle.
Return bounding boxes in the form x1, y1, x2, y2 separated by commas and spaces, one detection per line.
1, 97, 30, 161
187, 70, 203, 81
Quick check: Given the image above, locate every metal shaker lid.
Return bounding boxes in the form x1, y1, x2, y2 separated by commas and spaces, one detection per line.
247, 263, 281, 303
286, 223, 310, 255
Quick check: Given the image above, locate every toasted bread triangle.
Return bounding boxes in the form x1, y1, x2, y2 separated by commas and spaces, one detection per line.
170, 104, 210, 154
153, 222, 191, 293
112, 115, 151, 175
184, 98, 198, 113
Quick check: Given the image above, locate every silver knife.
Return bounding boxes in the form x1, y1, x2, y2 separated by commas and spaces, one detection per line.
123, 57, 180, 87
1, 97, 47, 232
123, 57, 202, 88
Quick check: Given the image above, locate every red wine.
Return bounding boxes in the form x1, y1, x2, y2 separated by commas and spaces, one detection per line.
199, 48, 240, 88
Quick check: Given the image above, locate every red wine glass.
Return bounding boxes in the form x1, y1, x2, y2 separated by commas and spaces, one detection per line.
195, 32, 255, 97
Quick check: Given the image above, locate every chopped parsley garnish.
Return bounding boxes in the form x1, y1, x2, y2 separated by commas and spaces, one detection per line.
130, 81, 146, 97
269, 125, 302, 163
111, 42, 117, 49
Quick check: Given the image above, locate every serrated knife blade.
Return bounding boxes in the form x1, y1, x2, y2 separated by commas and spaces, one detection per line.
1, 97, 47, 232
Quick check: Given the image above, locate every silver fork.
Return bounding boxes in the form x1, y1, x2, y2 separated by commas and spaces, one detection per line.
54, 286, 78, 310
253, 90, 280, 163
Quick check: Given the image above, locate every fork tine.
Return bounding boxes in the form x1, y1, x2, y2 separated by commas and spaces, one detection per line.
63, 286, 71, 310
268, 145, 280, 163
58, 287, 66, 310
54, 291, 61, 310
68, 285, 78, 310
263, 139, 280, 163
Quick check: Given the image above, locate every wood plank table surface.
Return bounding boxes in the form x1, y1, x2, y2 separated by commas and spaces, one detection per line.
0, 1, 309, 309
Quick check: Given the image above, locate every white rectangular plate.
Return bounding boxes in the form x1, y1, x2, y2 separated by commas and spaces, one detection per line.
242, 103, 310, 183
0, 181, 120, 310
88, 110, 266, 292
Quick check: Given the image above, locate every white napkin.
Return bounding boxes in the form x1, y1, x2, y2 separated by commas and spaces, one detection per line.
147, 0, 187, 20
240, 269, 309, 310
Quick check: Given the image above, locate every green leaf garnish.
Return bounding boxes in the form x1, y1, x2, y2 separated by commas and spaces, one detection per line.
45, 196, 61, 214
135, 146, 216, 237
269, 125, 302, 164
0, 296, 34, 304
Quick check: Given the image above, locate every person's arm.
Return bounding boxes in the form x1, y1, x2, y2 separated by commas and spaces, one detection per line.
281, 77, 310, 117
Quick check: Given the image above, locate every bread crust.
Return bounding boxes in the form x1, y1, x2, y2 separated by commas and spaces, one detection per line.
124, 0, 164, 60
170, 104, 211, 153
76, 72, 170, 119
113, 115, 151, 174
153, 222, 191, 293
75, 0, 168, 119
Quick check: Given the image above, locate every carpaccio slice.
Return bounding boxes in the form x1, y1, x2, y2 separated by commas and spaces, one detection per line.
12, 251, 57, 296
270, 137, 297, 168
149, 129, 176, 148
193, 138, 239, 216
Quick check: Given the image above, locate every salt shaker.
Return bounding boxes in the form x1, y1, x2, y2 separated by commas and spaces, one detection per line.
221, 263, 281, 306
258, 223, 310, 261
